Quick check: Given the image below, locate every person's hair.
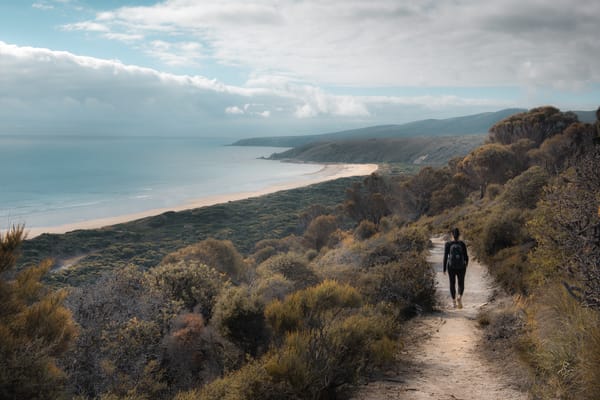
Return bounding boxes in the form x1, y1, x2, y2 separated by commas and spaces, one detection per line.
452, 228, 460, 240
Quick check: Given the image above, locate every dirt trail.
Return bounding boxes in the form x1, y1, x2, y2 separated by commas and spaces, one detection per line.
352, 237, 527, 400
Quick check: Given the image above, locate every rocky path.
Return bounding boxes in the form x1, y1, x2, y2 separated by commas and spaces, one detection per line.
352, 237, 528, 400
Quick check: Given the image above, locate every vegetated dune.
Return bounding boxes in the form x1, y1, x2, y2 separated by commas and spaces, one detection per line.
266, 135, 485, 165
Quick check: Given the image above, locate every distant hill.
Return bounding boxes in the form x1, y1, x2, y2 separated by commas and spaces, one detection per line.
232, 108, 596, 148
265, 135, 486, 165
232, 108, 526, 147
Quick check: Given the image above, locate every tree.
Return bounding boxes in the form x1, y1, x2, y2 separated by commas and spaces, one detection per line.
489, 106, 579, 146
344, 173, 393, 225
0, 226, 78, 399
304, 215, 338, 251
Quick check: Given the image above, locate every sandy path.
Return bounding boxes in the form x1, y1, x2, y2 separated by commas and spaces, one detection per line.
352, 237, 527, 400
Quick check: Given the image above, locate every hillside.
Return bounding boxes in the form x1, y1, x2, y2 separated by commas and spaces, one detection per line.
232, 109, 596, 149
231, 108, 525, 147
266, 135, 485, 165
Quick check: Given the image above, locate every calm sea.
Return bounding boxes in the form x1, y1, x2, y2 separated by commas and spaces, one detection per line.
0, 136, 321, 229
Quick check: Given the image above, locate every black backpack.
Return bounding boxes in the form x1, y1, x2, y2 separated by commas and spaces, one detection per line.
447, 242, 465, 270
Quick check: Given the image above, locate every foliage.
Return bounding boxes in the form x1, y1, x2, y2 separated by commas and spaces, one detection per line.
146, 261, 227, 317
396, 166, 452, 219
303, 215, 339, 251
362, 254, 436, 317
344, 173, 394, 224
211, 285, 269, 357
354, 220, 378, 240
489, 106, 579, 146
0, 226, 78, 400
21, 177, 362, 286
162, 313, 240, 391
256, 253, 319, 291
528, 147, 600, 308
499, 166, 549, 209
64, 265, 180, 398
265, 280, 363, 336
161, 238, 248, 283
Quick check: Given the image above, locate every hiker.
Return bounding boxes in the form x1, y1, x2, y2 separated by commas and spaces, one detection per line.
443, 228, 469, 308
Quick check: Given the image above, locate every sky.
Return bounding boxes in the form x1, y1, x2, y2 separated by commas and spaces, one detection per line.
0, 0, 599, 138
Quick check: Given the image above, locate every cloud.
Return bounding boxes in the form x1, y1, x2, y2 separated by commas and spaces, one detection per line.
0, 41, 542, 137
60, 0, 600, 90
62, 21, 109, 32
32, 2, 54, 10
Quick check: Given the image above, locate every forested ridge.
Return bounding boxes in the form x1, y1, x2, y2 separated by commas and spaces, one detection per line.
1, 106, 599, 399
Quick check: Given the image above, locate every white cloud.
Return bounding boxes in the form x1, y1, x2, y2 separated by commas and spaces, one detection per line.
0, 41, 537, 137
225, 105, 244, 114
62, 21, 109, 32
32, 2, 54, 10
61, 0, 600, 90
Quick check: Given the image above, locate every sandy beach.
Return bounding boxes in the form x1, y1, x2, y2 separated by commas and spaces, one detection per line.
25, 163, 378, 239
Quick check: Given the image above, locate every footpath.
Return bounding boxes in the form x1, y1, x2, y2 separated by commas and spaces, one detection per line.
352, 237, 528, 400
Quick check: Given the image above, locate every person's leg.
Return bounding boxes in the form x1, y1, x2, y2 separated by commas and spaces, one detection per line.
456, 268, 466, 308
448, 269, 457, 303
457, 268, 466, 296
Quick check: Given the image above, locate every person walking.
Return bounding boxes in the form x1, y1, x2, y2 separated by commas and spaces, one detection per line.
443, 228, 469, 308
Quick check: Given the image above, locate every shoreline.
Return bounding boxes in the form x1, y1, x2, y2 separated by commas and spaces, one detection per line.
25, 163, 378, 239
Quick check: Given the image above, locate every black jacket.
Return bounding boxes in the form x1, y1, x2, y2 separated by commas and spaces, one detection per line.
443, 240, 468, 272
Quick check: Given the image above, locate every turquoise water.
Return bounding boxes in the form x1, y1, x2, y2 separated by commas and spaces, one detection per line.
0, 136, 321, 229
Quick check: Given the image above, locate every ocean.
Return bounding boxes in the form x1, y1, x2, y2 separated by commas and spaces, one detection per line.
0, 135, 322, 230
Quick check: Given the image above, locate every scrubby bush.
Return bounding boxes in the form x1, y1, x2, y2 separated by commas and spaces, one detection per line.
163, 313, 240, 391
65, 265, 180, 398
212, 285, 269, 357
265, 280, 362, 336
499, 166, 549, 209
362, 254, 436, 317
161, 239, 248, 283
481, 208, 529, 258
0, 226, 78, 400
146, 261, 227, 317
256, 253, 319, 291
251, 273, 295, 304
354, 220, 378, 240
303, 215, 338, 251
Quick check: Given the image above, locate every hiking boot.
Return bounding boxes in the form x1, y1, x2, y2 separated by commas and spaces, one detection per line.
457, 295, 463, 309
452, 298, 457, 308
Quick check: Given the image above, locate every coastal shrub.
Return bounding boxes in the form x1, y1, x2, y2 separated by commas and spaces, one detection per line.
488, 106, 578, 146
163, 313, 240, 392
344, 173, 393, 224
211, 285, 269, 357
264, 310, 396, 400
0, 226, 78, 400
65, 264, 180, 398
499, 166, 549, 209
488, 245, 533, 295
428, 183, 466, 215
485, 183, 503, 200
265, 280, 362, 336
256, 253, 319, 291
354, 220, 378, 240
481, 208, 529, 258
161, 239, 248, 283
251, 273, 294, 304
145, 261, 227, 317
362, 255, 436, 317
303, 215, 338, 251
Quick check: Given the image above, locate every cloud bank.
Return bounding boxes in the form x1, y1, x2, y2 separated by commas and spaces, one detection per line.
0, 41, 511, 137
65, 0, 600, 89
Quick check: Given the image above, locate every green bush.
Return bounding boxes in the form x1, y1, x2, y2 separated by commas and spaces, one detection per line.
481, 208, 529, 258
211, 285, 269, 357
161, 239, 248, 283
256, 253, 319, 291
354, 220, 378, 240
145, 261, 227, 317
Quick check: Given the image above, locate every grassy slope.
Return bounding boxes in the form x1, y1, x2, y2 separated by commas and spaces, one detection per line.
266, 135, 485, 164
232, 109, 525, 147
21, 176, 362, 286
